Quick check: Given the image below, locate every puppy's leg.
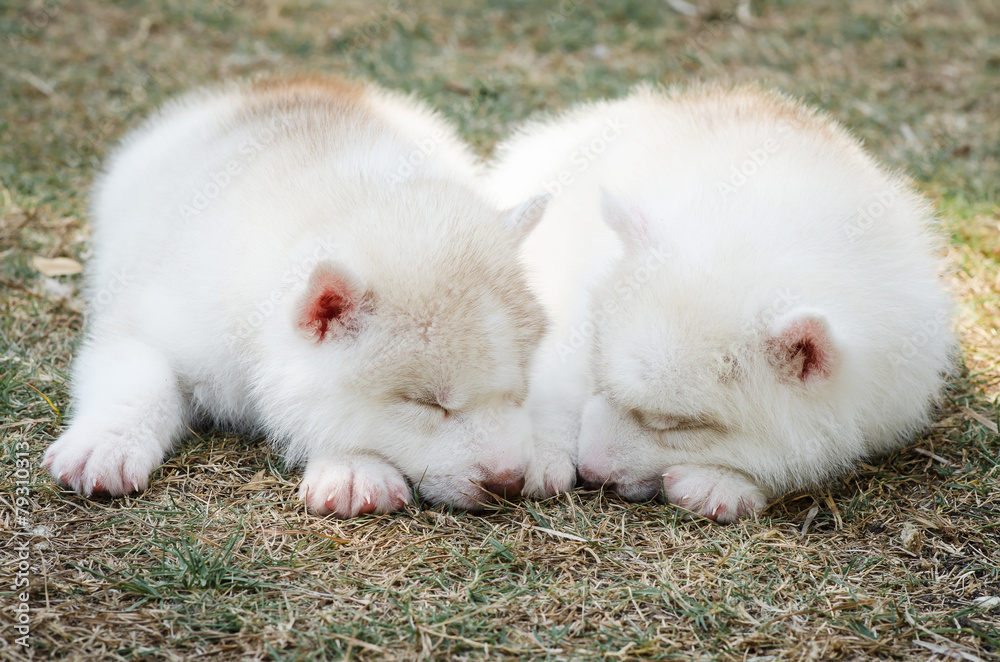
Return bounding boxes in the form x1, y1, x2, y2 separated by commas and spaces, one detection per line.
524, 356, 589, 498
662, 465, 767, 523
524, 409, 578, 499
44, 336, 189, 496
300, 455, 411, 518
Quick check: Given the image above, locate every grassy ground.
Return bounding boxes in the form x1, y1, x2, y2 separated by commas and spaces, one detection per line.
2, 0, 999, 659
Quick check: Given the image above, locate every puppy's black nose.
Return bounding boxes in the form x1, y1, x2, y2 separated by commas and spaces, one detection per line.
482, 471, 525, 499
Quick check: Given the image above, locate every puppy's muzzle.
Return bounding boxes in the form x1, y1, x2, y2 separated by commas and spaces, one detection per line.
480, 470, 525, 500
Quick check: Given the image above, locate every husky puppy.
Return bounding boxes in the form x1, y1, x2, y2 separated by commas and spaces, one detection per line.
44, 76, 549, 517
487, 85, 954, 522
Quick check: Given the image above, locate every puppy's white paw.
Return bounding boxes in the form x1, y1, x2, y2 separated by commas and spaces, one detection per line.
43, 425, 166, 497
300, 458, 411, 518
662, 465, 767, 523
524, 451, 576, 499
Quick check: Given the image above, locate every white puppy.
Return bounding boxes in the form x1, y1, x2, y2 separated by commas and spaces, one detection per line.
44, 76, 549, 517
487, 84, 954, 522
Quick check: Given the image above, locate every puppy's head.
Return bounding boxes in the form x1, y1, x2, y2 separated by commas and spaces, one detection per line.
576, 191, 842, 501
277, 182, 548, 509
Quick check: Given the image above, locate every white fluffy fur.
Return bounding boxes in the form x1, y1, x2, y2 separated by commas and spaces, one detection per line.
44, 76, 548, 517
487, 84, 954, 522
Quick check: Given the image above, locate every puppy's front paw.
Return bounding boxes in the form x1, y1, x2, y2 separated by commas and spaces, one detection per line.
300, 458, 411, 518
43, 425, 165, 497
524, 451, 576, 499
662, 465, 767, 523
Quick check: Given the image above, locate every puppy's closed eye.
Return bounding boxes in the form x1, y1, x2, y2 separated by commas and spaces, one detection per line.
632, 410, 706, 432
404, 397, 451, 419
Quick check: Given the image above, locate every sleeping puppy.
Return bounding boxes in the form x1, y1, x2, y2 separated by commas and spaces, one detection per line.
487, 84, 954, 522
44, 76, 548, 517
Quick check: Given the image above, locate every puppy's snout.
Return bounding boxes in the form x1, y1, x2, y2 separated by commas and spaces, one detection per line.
481, 471, 525, 500
578, 466, 615, 491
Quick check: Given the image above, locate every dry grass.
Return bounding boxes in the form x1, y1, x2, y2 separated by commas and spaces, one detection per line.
2, 0, 999, 659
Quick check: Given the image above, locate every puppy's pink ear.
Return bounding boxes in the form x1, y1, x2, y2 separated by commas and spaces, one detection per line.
296, 264, 366, 342
600, 188, 649, 249
768, 310, 836, 385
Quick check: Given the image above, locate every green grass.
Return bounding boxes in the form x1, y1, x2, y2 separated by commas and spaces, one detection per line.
2, 0, 999, 659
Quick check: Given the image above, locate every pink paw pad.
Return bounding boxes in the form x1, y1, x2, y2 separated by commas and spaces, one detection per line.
44, 429, 158, 497
300, 459, 410, 518
524, 453, 576, 499
662, 465, 767, 524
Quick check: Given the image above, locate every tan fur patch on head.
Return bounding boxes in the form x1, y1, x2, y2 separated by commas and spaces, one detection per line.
237, 74, 369, 124
249, 75, 366, 102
